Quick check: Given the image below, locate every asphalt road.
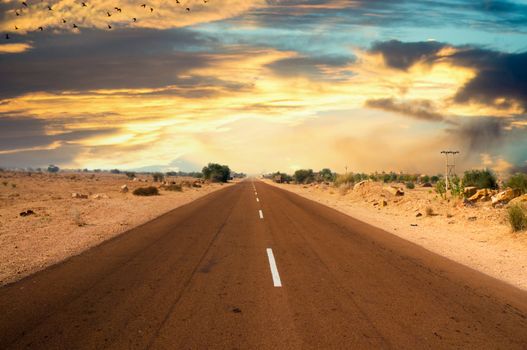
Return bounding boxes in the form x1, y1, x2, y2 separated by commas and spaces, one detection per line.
1, 180, 527, 349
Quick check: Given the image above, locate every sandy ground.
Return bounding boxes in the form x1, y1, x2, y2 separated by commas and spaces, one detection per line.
265, 180, 527, 291
0, 171, 232, 285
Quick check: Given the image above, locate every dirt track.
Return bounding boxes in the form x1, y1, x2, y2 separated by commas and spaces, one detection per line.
1, 180, 526, 349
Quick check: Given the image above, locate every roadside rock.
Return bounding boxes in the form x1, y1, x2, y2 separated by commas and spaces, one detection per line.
353, 180, 371, 191
384, 186, 404, 196
508, 194, 527, 207
71, 192, 88, 199
92, 193, 109, 200
19, 210, 35, 217
491, 188, 519, 207
120, 185, 129, 193
468, 189, 493, 202
463, 186, 478, 198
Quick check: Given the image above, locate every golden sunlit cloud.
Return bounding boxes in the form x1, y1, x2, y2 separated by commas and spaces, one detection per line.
0, 42, 33, 53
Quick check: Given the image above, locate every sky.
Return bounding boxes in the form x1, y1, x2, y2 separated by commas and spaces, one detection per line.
0, 0, 526, 175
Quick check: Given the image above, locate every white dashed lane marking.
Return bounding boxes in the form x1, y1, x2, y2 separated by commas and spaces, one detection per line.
266, 248, 282, 287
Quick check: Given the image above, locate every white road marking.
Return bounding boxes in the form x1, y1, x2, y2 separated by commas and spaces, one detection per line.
256, 198, 260, 202
259, 210, 264, 219
266, 248, 282, 287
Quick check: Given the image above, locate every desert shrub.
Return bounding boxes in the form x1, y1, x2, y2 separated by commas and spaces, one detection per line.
430, 175, 440, 184
334, 173, 354, 187
405, 181, 415, 189
152, 173, 165, 182
508, 204, 527, 232
11, 183, 16, 188
110, 169, 121, 174
462, 169, 498, 189
506, 173, 527, 194
47, 164, 60, 173
125, 171, 136, 179
2, 181, 7, 186
435, 179, 446, 198
133, 186, 159, 196
425, 207, 434, 216
293, 169, 315, 184
165, 184, 183, 192
449, 175, 464, 198
202, 163, 231, 183
421, 175, 430, 184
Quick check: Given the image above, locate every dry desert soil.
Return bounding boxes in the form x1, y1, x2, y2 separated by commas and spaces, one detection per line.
0, 172, 231, 285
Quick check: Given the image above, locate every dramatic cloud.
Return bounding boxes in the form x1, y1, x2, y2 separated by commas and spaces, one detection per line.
0, 0, 264, 33
0, 42, 32, 53
364, 98, 446, 122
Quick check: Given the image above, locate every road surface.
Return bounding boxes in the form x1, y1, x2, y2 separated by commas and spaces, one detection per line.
1, 180, 526, 349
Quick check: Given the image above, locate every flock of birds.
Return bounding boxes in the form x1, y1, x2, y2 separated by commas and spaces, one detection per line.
4, 0, 209, 40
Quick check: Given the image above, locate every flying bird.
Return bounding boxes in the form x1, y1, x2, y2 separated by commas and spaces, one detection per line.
15, 11, 20, 16
21, 2, 28, 7
150, 7, 154, 12
141, 4, 146, 8
15, 25, 19, 30
107, 11, 112, 16
132, 17, 137, 22
107, 24, 112, 29
81, 2, 87, 6
186, 7, 190, 11
38, 26, 43, 31
47, 5, 53, 10
62, 18, 67, 23
5, 33, 10, 39
73, 23, 78, 28
114, 7, 121, 12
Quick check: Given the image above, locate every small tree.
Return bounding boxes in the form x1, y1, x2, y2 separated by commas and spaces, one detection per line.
202, 163, 231, 183
47, 164, 60, 173
318, 168, 335, 182
293, 169, 315, 184
462, 169, 498, 189
110, 169, 121, 174
125, 171, 136, 179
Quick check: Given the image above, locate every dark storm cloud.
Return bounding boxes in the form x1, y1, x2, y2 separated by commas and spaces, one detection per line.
0, 28, 227, 98
364, 98, 446, 122
368, 40, 527, 111
0, 116, 118, 152
452, 50, 527, 110
369, 40, 445, 71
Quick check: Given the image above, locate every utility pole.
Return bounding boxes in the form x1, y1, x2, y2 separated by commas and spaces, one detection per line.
440, 151, 459, 190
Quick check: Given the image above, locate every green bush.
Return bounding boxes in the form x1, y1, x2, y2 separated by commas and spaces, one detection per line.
125, 171, 136, 179
430, 175, 440, 184
508, 204, 527, 232
165, 184, 182, 192
133, 186, 159, 196
435, 179, 446, 198
506, 173, 527, 194
449, 175, 464, 198
293, 169, 315, 184
47, 164, 60, 173
202, 163, 231, 183
462, 169, 498, 189
405, 181, 415, 189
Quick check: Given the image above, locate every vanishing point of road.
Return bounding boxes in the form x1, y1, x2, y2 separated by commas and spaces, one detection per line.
1, 180, 526, 349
